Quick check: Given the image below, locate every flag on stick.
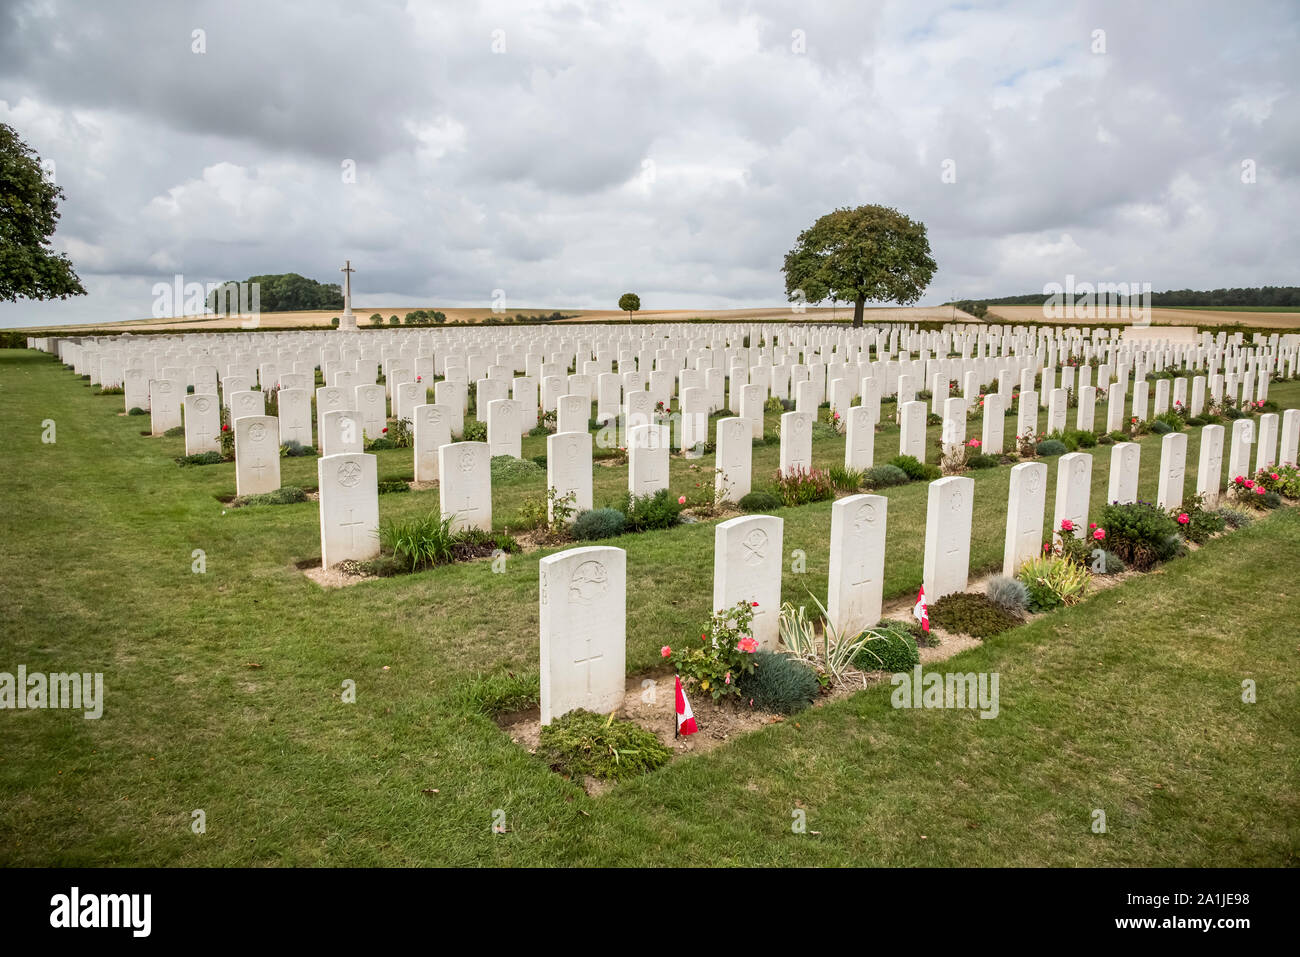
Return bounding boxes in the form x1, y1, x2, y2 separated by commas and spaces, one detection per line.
675, 675, 697, 736
913, 585, 930, 633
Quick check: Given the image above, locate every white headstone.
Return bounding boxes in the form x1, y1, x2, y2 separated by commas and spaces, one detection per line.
715, 416, 753, 502
844, 405, 875, 469
923, 476, 974, 601
778, 410, 813, 474
1107, 442, 1140, 505
1052, 452, 1092, 537
234, 415, 281, 496
628, 423, 670, 498
438, 441, 492, 532
1196, 424, 1225, 508
713, 515, 783, 651
1003, 462, 1047, 576
539, 545, 626, 725
321, 409, 363, 456
547, 431, 593, 522
183, 394, 221, 455
413, 403, 452, 482
827, 494, 887, 635
1156, 431, 1187, 510
317, 453, 379, 567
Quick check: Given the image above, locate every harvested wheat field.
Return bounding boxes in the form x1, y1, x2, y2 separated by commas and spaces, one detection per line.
987, 304, 1300, 330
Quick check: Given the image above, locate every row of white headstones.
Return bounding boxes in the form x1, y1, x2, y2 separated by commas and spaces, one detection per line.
535, 405, 1300, 724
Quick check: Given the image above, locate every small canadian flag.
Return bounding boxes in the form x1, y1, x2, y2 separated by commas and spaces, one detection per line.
913, 585, 930, 633
675, 675, 698, 736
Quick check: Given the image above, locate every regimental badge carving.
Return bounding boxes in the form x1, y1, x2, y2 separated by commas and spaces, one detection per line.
338, 460, 362, 488
742, 528, 768, 565
249, 423, 267, 443
194, 398, 210, 413
568, 561, 608, 605
458, 448, 476, 473
854, 502, 876, 530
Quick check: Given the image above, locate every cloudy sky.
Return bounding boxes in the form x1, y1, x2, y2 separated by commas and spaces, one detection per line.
2, 0, 1297, 327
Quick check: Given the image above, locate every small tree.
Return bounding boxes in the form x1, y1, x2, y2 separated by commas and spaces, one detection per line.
369, 312, 383, 326
618, 292, 641, 319
388, 314, 399, 325
782, 204, 936, 328
0, 122, 86, 302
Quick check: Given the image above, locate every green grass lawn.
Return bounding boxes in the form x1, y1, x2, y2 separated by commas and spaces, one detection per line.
1, 348, 1297, 866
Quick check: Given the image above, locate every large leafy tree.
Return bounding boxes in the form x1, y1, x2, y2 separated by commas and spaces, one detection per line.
618, 292, 641, 319
782, 204, 936, 328
0, 123, 86, 302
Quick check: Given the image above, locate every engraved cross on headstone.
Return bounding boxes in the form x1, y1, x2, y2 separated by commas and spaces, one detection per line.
339, 505, 363, 547
573, 632, 603, 696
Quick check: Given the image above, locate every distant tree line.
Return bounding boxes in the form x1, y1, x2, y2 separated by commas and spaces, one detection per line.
208, 273, 343, 312
954, 286, 1300, 308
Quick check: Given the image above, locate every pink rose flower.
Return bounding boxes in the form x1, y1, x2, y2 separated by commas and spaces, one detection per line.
678, 496, 686, 505
737, 637, 759, 654
1255, 485, 1266, 495
1093, 528, 1105, 541
660, 645, 671, 658
1177, 513, 1189, 525
1060, 519, 1074, 532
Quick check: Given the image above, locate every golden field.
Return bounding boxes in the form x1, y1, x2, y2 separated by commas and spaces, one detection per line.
10, 303, 1298, 335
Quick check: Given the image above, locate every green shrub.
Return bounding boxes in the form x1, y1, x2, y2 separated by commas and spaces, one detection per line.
366, 437, 397, 450
1070, 429, 1097, 448
928, 592, 1022, 638
1150, 419, 1173, 435
537, 709, 672, 781
735, 651, 820, 714
231, 485, 308, 508
491, 455, 544, 481
1179, 499, 1225, 544
377, 480, 409, 494
738, 490, 782, 512
1016, 555, 1090, 612
461, 420, 487, 442
773, 466, 835, 506
175, 451, 224, 467
1036, 439, 1068, 456
889, 454, 929, 481
1218, 507, 1254, 529
128, 407, 147, 416
280, 440, 317, 457
161, 425, 184, 438
967, 452, 1000, 469
1093, 550, 1126, 574
985, 575, 1029, 614
863, 464, 910, 488
1186, 415, 1206, 427
97, 385, 124, 395
1095, 501, 1182, 570
572, 507, 627, 540
852, 623, 920, 672
620, 489, 683, 531
764, 396, 785, 414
